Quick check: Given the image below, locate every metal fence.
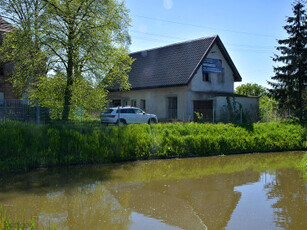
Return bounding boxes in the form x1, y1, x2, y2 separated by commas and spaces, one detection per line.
0, 99, 49, 124
0, 99, 302, 132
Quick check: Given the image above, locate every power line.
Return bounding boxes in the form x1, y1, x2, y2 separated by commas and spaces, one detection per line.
130, 30, 274, 51
131, 36, 273, 54
132, 14, 275, 38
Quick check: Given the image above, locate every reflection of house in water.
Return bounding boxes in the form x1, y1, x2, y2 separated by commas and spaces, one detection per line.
111, 170, 259, 230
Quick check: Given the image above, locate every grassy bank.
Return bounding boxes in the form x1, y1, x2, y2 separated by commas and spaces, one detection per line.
0, 122, 306, 171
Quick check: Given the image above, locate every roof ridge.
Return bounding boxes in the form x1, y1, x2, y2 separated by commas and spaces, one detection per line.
130, 35, 217, 55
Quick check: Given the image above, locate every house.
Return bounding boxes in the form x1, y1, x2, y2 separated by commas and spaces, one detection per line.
108, 35, 259, 122
0, 17, 17, 101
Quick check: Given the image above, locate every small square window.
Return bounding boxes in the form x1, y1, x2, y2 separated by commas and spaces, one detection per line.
131, 99, 136, 107
140, 99, 146, 110
111, 99, 121, 107
0, 65, 4, 76
202, 72, 210, 82
123, 100, 128, 106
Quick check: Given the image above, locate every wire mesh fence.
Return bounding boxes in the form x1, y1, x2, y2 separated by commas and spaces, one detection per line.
0, 99, 49, 125
0, 99, 301, 133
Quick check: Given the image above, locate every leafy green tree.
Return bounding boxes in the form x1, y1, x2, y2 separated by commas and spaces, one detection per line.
268, 1, 307, 122
235, 83, 267, 97
235, 83, 278, 121
0, 0, 133, 120
0, 0, 46, 95
258, 95, 279, 121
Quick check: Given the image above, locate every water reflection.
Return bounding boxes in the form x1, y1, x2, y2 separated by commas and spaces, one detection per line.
110, 170, 259, 230
0, 152, 306, 229
265, 169, 307, 230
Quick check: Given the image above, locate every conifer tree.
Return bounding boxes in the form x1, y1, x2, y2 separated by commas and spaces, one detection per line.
268, 1, 307, 122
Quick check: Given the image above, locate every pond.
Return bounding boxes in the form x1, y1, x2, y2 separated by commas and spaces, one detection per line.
0, 151, 306, 230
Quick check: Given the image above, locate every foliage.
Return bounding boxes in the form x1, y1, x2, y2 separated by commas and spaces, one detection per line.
299, 152, 307, 180
0, 0, 49, 97
235, 83, 267, 97
194, 112, 205, 123
219, 96, 248, 123
268, 1, 307, 122
0, 0, 133, 120
259, 95, 280, 121
0, 205, 56, 229
235, 83, 289, 122
0, 122, 306, 172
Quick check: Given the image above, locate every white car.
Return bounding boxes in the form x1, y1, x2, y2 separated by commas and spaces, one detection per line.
101, 107, 158, 125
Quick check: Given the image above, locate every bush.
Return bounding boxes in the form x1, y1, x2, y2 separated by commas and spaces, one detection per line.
0, 122, 306, 171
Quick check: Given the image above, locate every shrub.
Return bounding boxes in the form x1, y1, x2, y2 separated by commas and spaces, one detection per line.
0, 122, 306, 171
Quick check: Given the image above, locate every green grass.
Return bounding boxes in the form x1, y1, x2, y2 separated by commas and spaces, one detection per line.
0, 121, 306, 171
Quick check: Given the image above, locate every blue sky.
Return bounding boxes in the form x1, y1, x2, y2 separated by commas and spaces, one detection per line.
124, 0, 295, 89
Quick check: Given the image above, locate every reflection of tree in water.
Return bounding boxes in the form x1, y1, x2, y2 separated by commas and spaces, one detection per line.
0, 167, 133, 230
265, 169, 307, 230
1, 183, 132, 229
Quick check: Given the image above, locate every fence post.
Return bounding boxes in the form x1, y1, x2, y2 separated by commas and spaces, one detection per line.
80, 105, 83, 133
213, 109, 215, 124
117, 106, 121, 155
117, 106, 120, 130
36, 101, 40, 125
288, 108, 290, 120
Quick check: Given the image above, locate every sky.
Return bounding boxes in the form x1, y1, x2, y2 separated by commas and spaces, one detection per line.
124, 0, 295, 89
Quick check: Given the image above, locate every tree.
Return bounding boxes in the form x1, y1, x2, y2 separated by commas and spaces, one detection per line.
235, 83, 267, 97
0, 0, 46, 95
268, 1, 307, 122
235, 83, 278, 121
0, 0, 133, 120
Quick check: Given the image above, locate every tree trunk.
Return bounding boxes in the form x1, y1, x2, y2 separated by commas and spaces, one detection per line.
62, 23, 74, 121
62, 63, 73, 121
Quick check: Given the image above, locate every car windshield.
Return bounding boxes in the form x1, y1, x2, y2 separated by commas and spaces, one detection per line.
135, 109, 144, 114
103, 109, 113, 114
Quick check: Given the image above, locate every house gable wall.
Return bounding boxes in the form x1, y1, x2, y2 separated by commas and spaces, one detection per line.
189, 43, 234, 93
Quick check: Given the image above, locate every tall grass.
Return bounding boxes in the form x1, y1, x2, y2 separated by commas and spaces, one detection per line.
0, 122, 306, 171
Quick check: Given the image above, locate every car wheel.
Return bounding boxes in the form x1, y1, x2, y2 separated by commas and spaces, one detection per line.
148, 118, 157, 124
117, 119, 126, 125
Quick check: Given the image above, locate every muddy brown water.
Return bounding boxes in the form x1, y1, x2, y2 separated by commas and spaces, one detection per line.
0, 151, 306, 230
